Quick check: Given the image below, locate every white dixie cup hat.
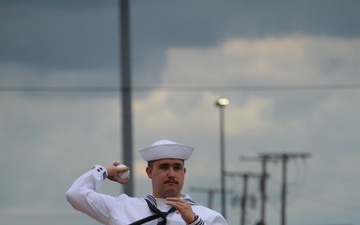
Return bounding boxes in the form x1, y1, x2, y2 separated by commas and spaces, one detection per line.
139, 140, 194, 162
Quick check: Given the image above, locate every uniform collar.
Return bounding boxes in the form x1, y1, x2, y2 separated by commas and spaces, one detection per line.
145, 194, 197, 206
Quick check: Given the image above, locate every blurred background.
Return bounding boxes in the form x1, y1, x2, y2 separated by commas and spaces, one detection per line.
1, 1, 359, 225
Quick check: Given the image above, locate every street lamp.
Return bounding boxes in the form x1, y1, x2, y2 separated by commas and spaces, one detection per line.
215, 97, 229, 218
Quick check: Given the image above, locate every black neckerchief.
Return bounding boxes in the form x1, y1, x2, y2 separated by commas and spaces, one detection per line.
129, 194, 198, 225
129, 198, 176, 225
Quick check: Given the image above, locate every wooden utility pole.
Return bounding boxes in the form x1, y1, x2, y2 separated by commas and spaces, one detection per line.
226, 172, 262, 225
259, 153, 311, 225
240, 156, 272, 225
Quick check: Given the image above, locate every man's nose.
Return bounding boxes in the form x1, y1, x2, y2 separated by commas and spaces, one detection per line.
168, 168, 175, 177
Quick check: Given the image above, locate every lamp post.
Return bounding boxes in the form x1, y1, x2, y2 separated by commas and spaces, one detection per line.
215, 98, 229, 218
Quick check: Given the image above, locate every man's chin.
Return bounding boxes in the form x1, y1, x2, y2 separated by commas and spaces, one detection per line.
163, 188, 180, 197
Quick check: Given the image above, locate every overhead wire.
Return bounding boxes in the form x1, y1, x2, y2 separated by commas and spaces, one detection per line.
0, 84, 359, 92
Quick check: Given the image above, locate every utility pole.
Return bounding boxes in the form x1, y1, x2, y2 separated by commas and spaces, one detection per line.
240, 156, 272, 225
189, 187, 233, 209
259, 156, 269, 225
258, 153, 311, 225
226, 172, 262, 225
119, 0, 133, 196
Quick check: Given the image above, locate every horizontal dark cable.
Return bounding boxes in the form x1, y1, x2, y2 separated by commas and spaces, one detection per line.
0, 86, 119, 92
0, 84, 359, 92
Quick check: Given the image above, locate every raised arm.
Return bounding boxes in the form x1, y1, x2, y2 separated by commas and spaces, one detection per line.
65, 163, 130, 224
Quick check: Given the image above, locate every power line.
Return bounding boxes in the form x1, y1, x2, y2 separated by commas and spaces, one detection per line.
133, 84, 360, 92
0, 86, 119, 92
0, 84, 359, 92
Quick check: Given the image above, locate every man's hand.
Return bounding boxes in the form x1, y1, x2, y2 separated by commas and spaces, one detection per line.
166, 197, 196, 224
104, 162, 130, 184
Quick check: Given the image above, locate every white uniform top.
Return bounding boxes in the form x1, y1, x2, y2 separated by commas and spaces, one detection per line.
66, 165, 228, 225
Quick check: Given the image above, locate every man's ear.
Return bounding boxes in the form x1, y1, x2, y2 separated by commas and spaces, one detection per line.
146, 166, 152, 178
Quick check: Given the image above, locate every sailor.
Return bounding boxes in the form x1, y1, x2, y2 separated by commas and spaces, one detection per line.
66, 140, 228, 225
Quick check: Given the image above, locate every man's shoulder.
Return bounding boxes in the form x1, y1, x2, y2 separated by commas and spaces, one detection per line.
192, 204, 219, 213
114, 194, 147, 205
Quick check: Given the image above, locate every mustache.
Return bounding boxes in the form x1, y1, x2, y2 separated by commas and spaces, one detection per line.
164, 179, 178, 184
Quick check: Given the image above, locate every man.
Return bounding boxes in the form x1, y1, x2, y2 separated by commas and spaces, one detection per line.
66, 140, 228, 225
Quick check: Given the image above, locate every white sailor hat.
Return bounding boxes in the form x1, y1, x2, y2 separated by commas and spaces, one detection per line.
139, 140, 194, 161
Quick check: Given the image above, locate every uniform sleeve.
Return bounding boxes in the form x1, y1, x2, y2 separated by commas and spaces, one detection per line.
200, 215, 228, 225
208, 215, 228, 225
65, 165, 116, 224
192, 208, 228, 225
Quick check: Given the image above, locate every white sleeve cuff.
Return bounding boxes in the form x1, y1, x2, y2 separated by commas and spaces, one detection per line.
91, 165, 108, 180
188, 215, 204, 225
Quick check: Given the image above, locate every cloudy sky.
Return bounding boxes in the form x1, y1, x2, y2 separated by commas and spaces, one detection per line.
1, 1, 360, 225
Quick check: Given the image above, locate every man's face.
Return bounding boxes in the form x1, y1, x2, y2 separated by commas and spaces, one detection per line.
146, 158, 186, 198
